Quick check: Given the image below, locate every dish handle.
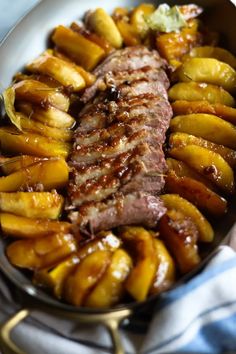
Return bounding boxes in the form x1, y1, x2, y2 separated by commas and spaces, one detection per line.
0, 307, 132, 354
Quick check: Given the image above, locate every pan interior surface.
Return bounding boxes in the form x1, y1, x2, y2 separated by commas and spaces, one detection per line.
0, 0, 235, 314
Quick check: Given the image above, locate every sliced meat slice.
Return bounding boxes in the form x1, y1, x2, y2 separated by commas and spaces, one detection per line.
80, 66, 169, 120
68, 143, 167, 207
71, 129, 148, 164
68, 192, 166, 231
103, 66, 169, 91
82, 46, 167, 103
69, 174, 120, 206
68, 46, 171, 232
94, 46, 166, 76
70, 145, 147, 185
69, 164, 165, 207
77, 94, 172, 134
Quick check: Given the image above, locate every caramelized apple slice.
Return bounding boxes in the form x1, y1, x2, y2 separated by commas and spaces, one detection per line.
184, 46, 236, 68
14, 80, 70, 112
0, 158, 69, 192
169, 132, 236, 168
34, 253, 80, 298
7, 233, 77, 270
159, 210, 201, 274
168, 82, 235, 106
64, 250, 111, 306
86, 8, 123, 48
18, 103, 75, 129
169, 144, 235, 194
19, 114, 72, 142
52, 26, 105, 71
27, 52, 86, 92
77, 231, 122, 259
33, 231, 121, 299
166, 157, 216, 190
119, 226, 157, 301
160, 194, 214, 242
0, 192, 64, 219
116, 20, 141, 46
170, 114, 236, 149
0, 213, 71, 238
165, 171, 227, 216
85, 249, 132, 308
130, 4, 155, 38
0, 155, 42, 175
149, 239, 176, 295
171, 100, 236, 125
156, 19, 202, 62
176, 58, 236, 92
0, 127, 70, 158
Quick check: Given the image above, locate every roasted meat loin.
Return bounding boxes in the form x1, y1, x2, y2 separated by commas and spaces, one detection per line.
67, 46, 172, 231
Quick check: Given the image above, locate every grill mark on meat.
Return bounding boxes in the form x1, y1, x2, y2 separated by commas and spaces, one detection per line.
77, 94, 171, 134
69, 142, 167, 207
69, 145, 148, 185
67, 46, 172, 232
71, 130, 148, 164
75, 110, 170, 148
81, 46, 167, 103
69, 165, 166, 207
80, 66, 169, 114
68, 160, 144, 206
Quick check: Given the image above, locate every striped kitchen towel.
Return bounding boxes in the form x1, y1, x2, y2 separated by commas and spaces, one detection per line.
140, 245, 236, 354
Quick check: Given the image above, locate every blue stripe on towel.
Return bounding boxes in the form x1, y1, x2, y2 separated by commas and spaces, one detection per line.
155, 256, 236, 312
177, 312, 236, 354
144, 300, 236, 353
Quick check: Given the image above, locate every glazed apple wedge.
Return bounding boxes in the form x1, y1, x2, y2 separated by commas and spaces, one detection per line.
14, 80, 70, 112
64, 250, 111, 306
119, 226, 157, 301
0, 155, 43, 175
170, 114, 236, 149
18, 114, 72, 142
27, 51, 86, 92
85, 249, 132, 308
7, 233, 77, 270
130, 3, 155, 39
166, 157, 216, 190
160, 194, 214, 242
0, 192, 64, 219
76, 231, 122, 259
168, 82, 235, 106
17, 102, 76, 129
85, 8, 123, 48
34, 231, 121, 298
183, 46, 236, 69
149, 239, 176, 295
52, 26, 105, 71
169, 132, 236, 169
171, 100, 236, 125
0, 158, 69, 192
168, 144, 235, 194
176, 58, 236, 93
0, 213, 71, 238
34, 253, 80, 298
159, 209, 201, 274
165, 170, 227, 216
0, 127, 70, 158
